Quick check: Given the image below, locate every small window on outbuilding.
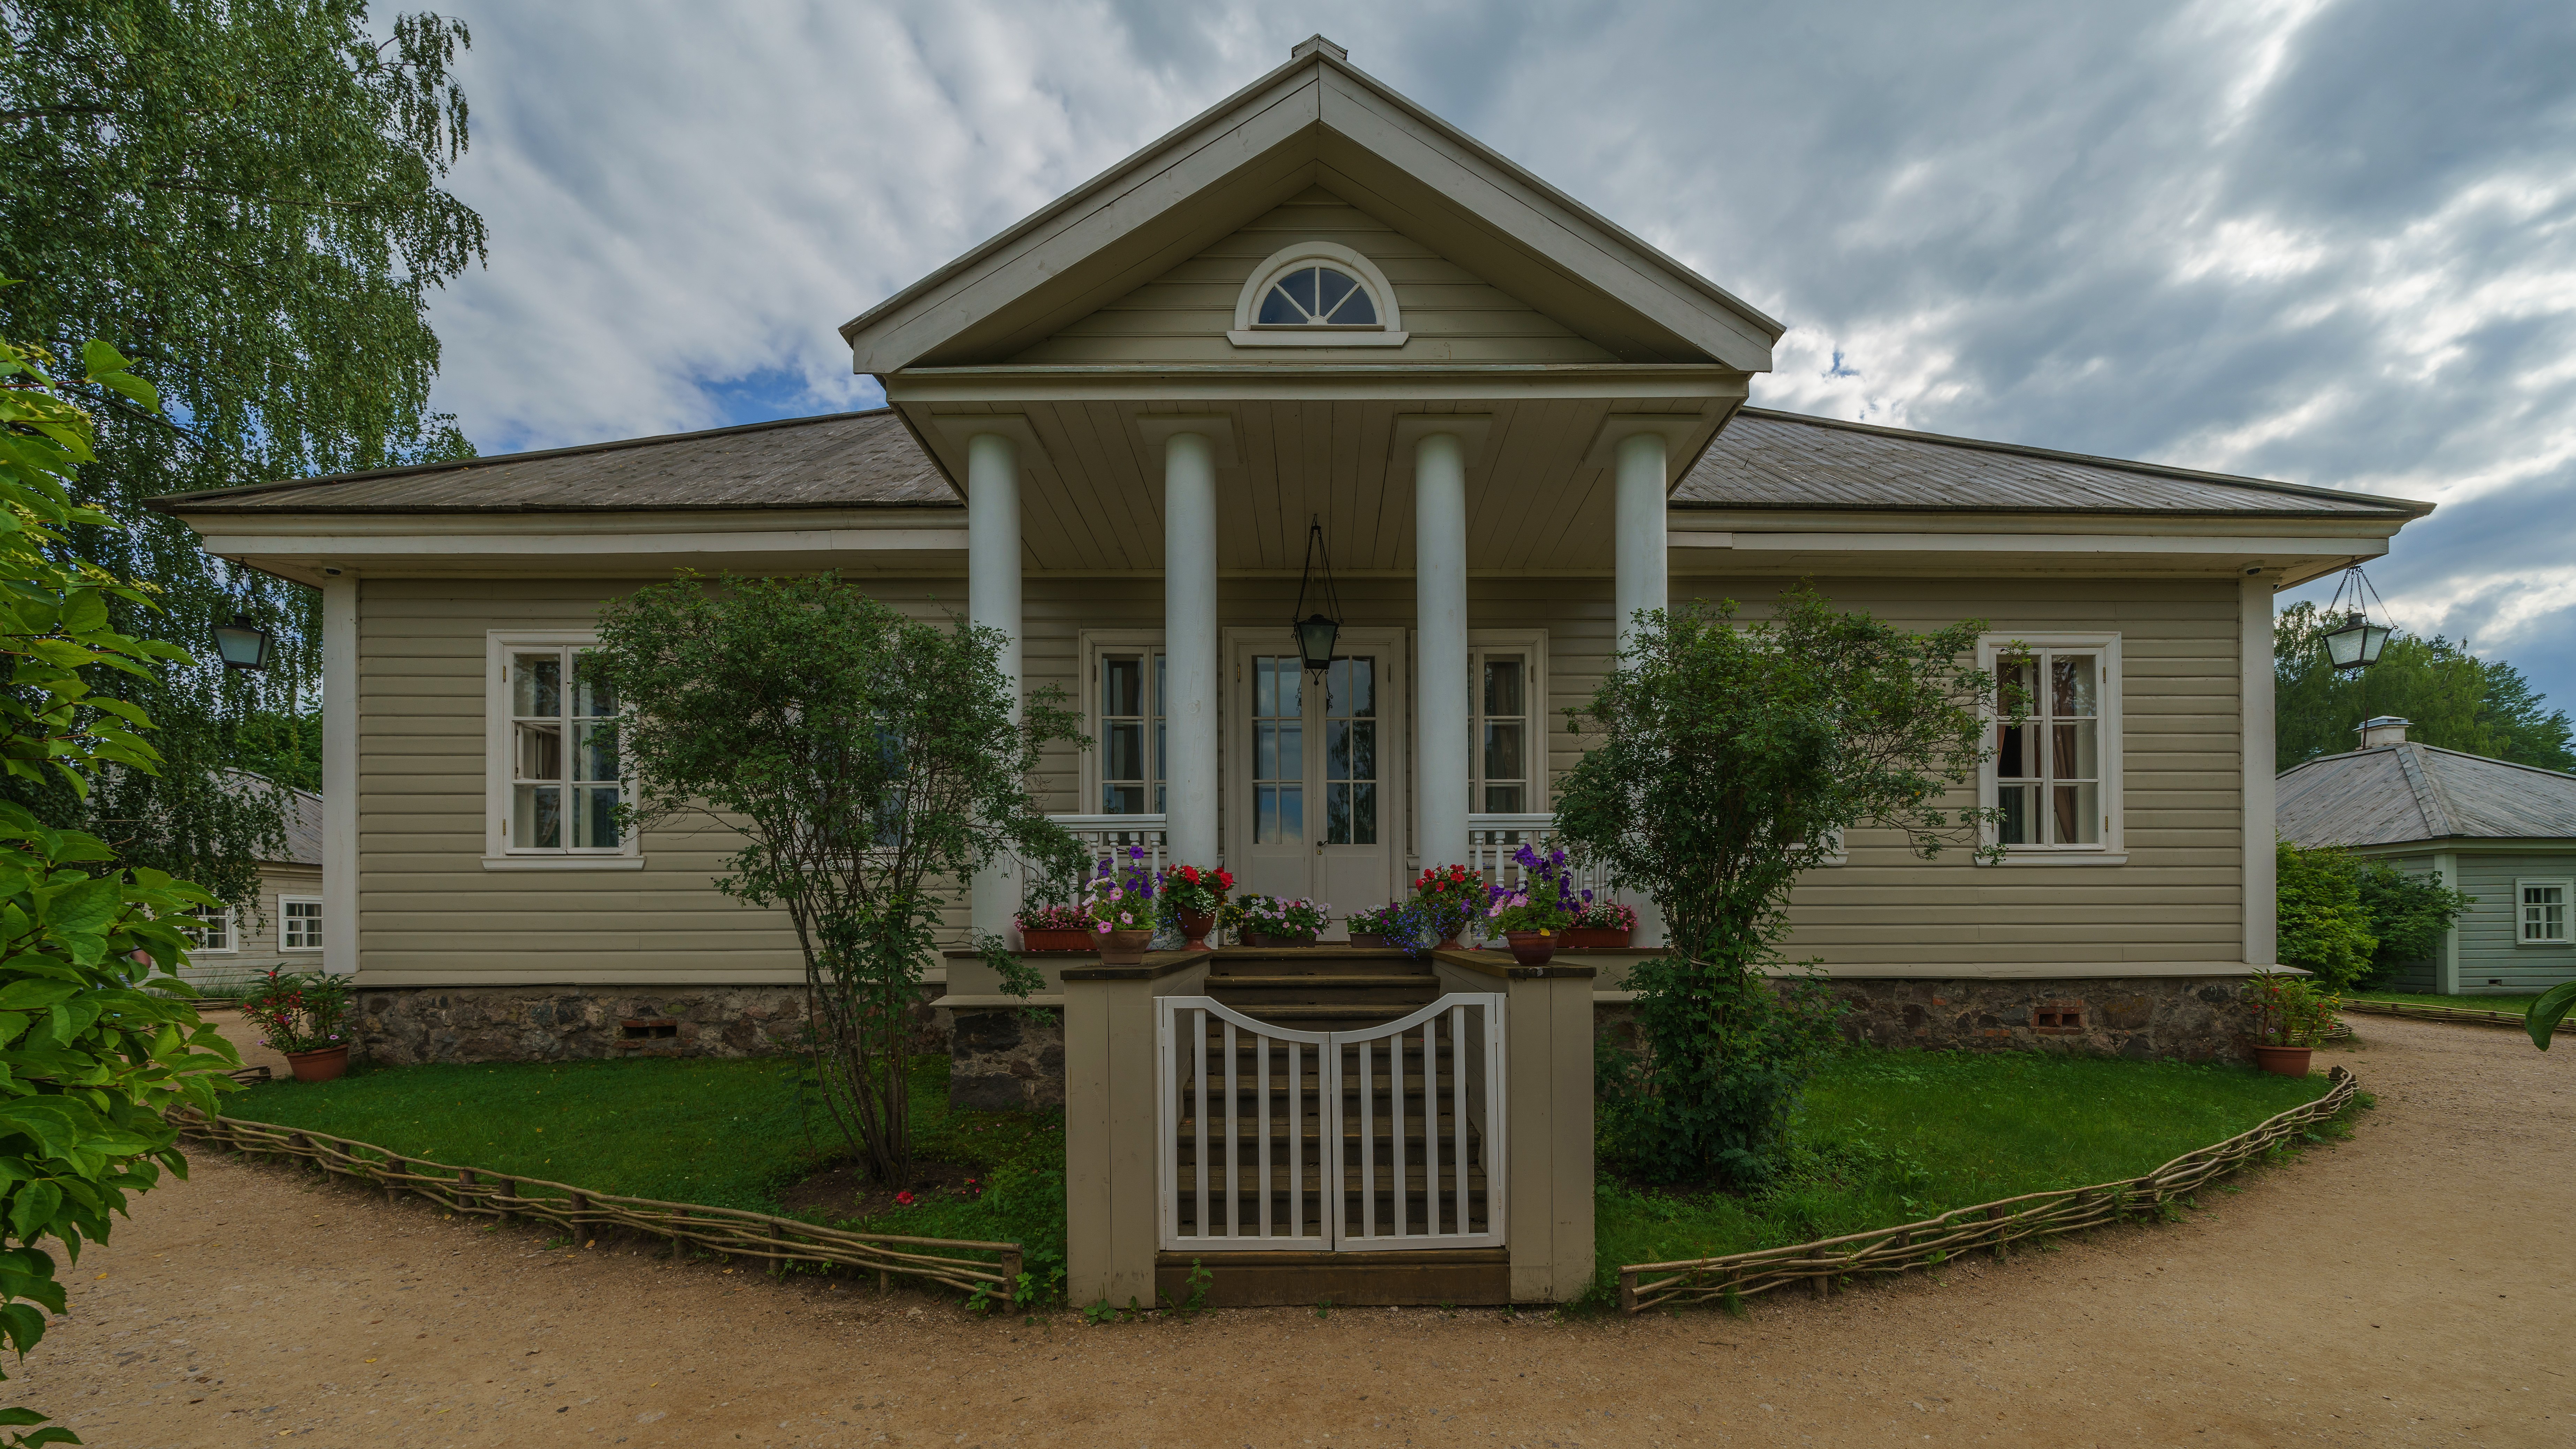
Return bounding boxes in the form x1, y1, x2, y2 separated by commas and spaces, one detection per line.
2517, 879, 2570, 944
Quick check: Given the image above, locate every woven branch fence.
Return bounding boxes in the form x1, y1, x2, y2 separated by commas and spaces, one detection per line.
177, 1111, 1021, 1300
2342, 999, 2535, 1030
1619, 1065, 2359, 1314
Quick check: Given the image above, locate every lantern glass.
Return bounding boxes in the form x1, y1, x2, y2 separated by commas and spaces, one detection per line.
212, 615, 274, 671
2322, 611, 2389, 670
1295, 612, 1340, 672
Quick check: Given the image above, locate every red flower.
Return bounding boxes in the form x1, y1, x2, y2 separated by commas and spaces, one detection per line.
1182, 865, 1200, 883
895, 1190, 915, 1206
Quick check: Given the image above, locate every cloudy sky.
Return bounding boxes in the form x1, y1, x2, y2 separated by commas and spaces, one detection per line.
416, 0, 2576, 707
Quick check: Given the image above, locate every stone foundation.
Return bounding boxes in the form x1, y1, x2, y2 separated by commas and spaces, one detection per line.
951, 974, 2251, 1109
948, 1007, 1066, 1112
355, 984, 945, 1066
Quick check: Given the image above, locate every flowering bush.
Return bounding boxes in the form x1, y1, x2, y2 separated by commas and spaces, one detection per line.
239, 968, 353, 1055
1236, 894, 1331, 939
1407, 864, 1485, 943
2241, 968, 2340, 1047
1344, 902, 1404, 936
1159, 863, 1234, 919
1571, 898, 1639, 932
1084, 845, 1159, 935
1015, 903, 1094, 933
1486, 843, 1578, 935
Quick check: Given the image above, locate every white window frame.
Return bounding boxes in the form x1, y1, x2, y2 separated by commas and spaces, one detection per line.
1977, 633, 2126, 865
183, 905, 237, 954
278, 894, 323, 953
1079, 631, 1168, 818
1228, 241, 1408, 348
1467, 630, 1549, 818
483, 631, 644, 871
2516, 878, 2571, 945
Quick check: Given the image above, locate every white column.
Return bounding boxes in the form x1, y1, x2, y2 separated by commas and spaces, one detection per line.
968, 430, 1023, 944
1163, 432, 1219, 865
1415, 432, 1470, 867
1613, 430, 1669, 653
2240, 574, 2277, 968
1611, 431, 1672, 948
321, 577, 359, 976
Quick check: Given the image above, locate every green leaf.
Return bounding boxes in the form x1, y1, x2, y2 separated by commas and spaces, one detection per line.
2527, 980, 2576, 1051
0, 982, 75, 1013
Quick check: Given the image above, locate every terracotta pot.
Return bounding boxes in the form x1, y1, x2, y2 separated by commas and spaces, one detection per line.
1557, 927, 1634, 950
2253, 1043, 2313, 1078
285, 1044, 350, 1084
1098, 928, 1154, 966
1347, 932, 1388, 949
1020, 929, 1092, 953
1177, 910, 1217, 951
1503, 931, 1557, 967
1435, 936, 1464, 952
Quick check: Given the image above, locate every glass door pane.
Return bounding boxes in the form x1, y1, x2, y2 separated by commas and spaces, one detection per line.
1324, 656, 1376, 846
1253, 656, 1304, 845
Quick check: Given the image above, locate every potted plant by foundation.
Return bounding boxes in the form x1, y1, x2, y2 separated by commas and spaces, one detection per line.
1485, 843, 1579, 966
2242, 968, 2339, 1076
1407, 864, 1485, 950
241, 967, 355, 1083
1237, 894, 1330, 948
1559, 898, 1639, 950
1015, 902, 1096, 953
1344, 902, 1403, 949
1159, 863, 1233, 951
1084, 845, 1160, 965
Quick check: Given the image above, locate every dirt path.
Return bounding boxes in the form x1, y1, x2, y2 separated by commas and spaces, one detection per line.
10, 1016, 2569, 1448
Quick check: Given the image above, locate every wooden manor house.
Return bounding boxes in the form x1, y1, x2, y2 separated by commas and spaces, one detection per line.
157, 37, 2429, 1304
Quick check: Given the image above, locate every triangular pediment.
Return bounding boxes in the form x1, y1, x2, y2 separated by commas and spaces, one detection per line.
842, 41, 1781, 373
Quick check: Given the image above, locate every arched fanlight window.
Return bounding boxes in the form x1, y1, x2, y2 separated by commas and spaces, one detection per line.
1228, 242, 1407, 348
1257, 265, 1378, 327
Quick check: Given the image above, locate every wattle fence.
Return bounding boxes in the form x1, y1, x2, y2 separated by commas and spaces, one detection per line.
177, 1110, 1023, 1300
1618, 1066, 2360, 1314
2341, 999, 2535, 1030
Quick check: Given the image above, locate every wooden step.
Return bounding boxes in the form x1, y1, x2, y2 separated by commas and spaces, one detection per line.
1206, 973, 1434, 989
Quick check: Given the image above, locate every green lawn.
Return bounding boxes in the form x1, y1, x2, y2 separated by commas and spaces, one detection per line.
2348, 989, 2542, 1012
1594, 1049, 2338, 1298
226, 1044, 2336, 1310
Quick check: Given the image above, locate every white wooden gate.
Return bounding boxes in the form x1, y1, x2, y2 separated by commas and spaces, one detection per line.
1156, 995, 1505, 1252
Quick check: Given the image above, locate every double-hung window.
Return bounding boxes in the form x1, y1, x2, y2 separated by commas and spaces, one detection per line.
2518, 880, 2570, 944
486, 633, 637, 866
1094, 646, 1165, 816
1468, 633, 1547, 816
1980, 634, 2123, 861
279, 895, 323, 952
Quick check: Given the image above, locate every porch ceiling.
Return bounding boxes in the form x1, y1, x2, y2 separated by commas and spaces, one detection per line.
899, 383, 1745, 574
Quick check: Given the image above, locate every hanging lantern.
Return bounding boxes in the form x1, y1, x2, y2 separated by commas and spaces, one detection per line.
1290, 517, 1342, 674
211, 613, 275, 671
2319, 566, 2393, 671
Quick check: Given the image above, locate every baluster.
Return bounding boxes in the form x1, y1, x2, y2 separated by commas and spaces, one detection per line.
1358, 1038, 1374, 1240
1390, 1028, 1407, 1238
1287, 1039, 1302, 1242
1257, 1031, 1272, 1239
1224, 1018, 1240, 1238
1193, 1008, 1210, 1242
1450, 1003, 1468, 1237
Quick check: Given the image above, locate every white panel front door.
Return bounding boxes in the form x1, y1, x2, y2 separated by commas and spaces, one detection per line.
1229, 631, 1405, 933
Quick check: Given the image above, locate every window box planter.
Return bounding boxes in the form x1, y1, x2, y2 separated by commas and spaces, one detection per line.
1347, 932, 1388, 949
1557, 927, 1634, 950
1243, 930, 1319, 949
1021, 930, 1095, 953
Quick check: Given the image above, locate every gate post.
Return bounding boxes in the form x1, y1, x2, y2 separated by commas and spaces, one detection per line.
1500, 961, 1596, 1303
1063, 951, 1210, 1308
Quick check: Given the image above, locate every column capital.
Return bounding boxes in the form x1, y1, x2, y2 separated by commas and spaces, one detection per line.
1581, 415, 1700, 483
1134, 414, 1239, 468
1387, 414, 1493, 486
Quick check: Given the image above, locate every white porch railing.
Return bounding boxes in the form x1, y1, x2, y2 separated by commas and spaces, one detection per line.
1156, 994, 1506, 1252
1029, 813, 1167, 905
1465, 813, 1630, 909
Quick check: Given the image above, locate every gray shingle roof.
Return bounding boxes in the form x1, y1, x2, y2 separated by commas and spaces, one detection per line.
216, 771, 325, 865
146, 411, 952, 514
146, 403, 2425, 521
2276, 742, 2576, 848
1678, 409, 2426, 517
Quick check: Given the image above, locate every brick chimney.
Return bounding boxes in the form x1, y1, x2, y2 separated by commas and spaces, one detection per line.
2357, 716, 2411, 747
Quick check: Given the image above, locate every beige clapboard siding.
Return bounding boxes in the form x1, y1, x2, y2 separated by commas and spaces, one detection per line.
354, 577, 973, 984
1672, 575, 2246, 965
1009, 188, 1619, 366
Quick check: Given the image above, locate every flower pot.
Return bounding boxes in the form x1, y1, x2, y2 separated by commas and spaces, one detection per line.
1557, 927, 1633, 950
2253, 1043, 2312, 1078
1177, 910, 1217, 951
285, 1044, 350, 1084
1098, 928, 1155, 966
1503, 931, 1556, 967
1250, 931, 1318, 949
1435, 936, 1464, 952
1020, 929, 1092, 953
1347, 932, 1387, 949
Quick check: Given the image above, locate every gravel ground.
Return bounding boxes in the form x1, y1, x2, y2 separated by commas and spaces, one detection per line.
9, 1014, 2569, 1447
